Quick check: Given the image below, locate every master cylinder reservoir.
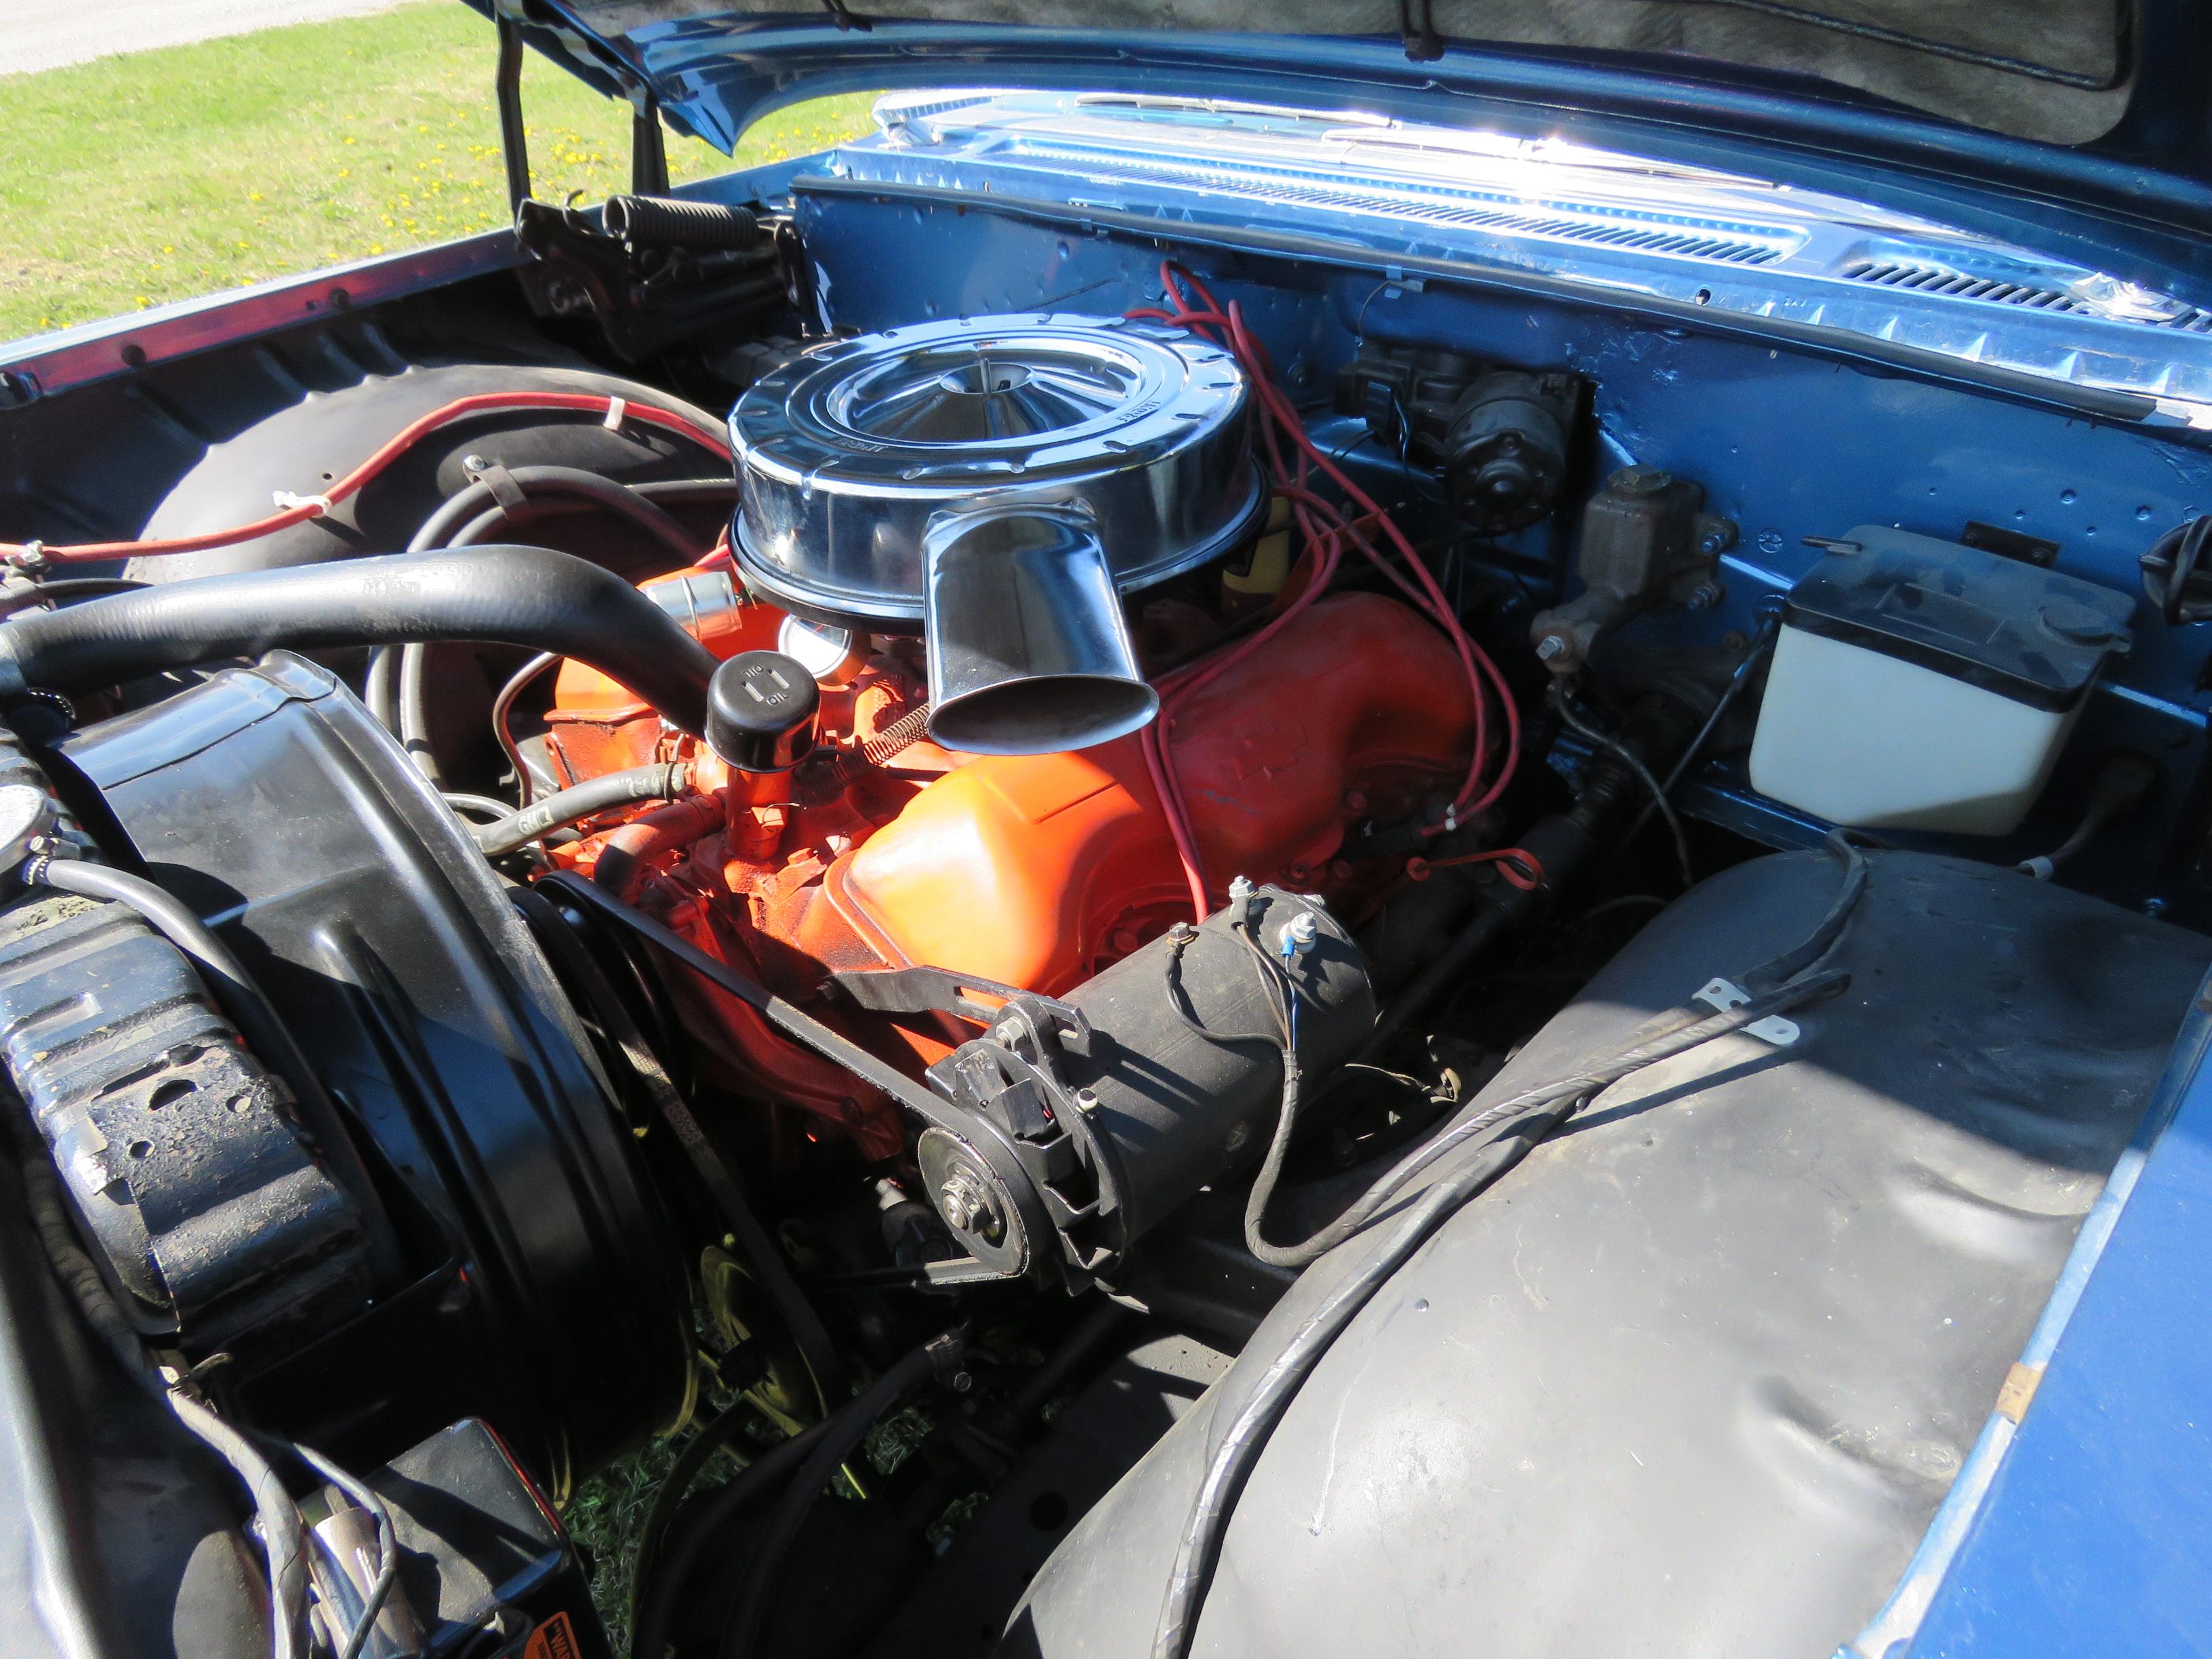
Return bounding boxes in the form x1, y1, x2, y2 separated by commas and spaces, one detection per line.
1748, 527, 2134, 834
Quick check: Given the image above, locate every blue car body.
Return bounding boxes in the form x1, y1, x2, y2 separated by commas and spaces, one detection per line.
3, 5, 2210, 1655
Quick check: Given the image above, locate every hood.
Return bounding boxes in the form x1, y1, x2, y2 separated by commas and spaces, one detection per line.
464, 2, 2210, 213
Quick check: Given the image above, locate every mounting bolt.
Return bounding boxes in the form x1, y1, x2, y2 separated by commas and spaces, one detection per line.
1535, 634, 1570, 663
1227, 874, 1256, 906
1685, 582, 1723, 611
1278, 909, 1320, 958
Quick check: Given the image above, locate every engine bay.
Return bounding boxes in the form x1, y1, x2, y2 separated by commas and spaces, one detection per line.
1, 101, 2211, 1659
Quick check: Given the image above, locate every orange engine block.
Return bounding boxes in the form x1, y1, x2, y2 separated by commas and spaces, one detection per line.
537, 577, 1475, 1158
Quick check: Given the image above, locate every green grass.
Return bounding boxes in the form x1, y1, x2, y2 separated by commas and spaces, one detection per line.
0, 1, 876, 344
566, 1416, 753, 1654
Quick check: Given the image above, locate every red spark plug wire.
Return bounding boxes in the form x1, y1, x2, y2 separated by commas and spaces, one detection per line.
1134, 262, 1522, 918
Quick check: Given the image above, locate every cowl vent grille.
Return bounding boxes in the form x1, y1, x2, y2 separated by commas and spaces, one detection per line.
1843, 260, 2212, 332
1268, 184, 1786, 265
1843, 260, 2078, 309
1010, 145, 1790, 268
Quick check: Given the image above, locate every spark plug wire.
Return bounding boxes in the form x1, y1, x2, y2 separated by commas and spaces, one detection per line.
1133, 263, 1521, 918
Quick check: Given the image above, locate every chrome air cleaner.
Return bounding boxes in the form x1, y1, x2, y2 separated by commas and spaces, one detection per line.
726, 314, 1261, 754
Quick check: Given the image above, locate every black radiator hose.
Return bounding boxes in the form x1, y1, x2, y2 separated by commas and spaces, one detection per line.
0, 544, 720, 735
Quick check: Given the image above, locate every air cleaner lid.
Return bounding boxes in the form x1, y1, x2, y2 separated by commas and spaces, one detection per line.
1784, 525, 2134, 712
726, 313, 1263, 627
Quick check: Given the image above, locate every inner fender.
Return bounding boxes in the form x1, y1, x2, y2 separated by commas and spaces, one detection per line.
131, 360, 726, 581
1006, 850, 2209, 1659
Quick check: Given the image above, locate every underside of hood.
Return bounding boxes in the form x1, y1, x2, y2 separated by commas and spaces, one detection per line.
571, 0, 2139, 142
462, 1, 2211, 203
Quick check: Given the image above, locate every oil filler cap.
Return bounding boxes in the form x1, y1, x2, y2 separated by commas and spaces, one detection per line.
707, 651, 819, 773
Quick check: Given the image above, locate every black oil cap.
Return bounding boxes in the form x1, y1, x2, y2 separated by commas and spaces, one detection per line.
706, 651, 819, 772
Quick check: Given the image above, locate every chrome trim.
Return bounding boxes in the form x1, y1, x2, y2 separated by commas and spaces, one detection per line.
729, 311, 1263, 626
921, 501, 1158, 756
646, 569, 746, 644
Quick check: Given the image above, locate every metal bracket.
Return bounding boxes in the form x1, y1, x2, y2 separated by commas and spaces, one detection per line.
834, 966, 1093, 1064
987, 994, 1094, 1068
493, 14, 532, 216
466, 459, 527, 513
630, 87, 670, 198
802, 1257, 1004, 1292
511, 195, 785, 361
1694, 977, 1801, 1046
836, 963, 1025, 1020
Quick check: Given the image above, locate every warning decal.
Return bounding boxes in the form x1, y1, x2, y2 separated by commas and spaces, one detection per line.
524, 1611, 582, 1659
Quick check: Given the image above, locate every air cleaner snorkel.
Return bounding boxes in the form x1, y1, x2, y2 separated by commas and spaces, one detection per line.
920, 499, 1156, 755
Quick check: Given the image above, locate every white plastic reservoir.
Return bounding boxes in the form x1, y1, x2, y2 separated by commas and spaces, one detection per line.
1748, 527, 2134, 835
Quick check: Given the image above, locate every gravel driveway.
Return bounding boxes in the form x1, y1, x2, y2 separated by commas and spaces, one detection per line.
5, 0, 404, 76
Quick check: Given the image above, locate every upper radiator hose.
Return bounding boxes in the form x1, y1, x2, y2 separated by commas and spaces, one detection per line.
0, 545, 719, 734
